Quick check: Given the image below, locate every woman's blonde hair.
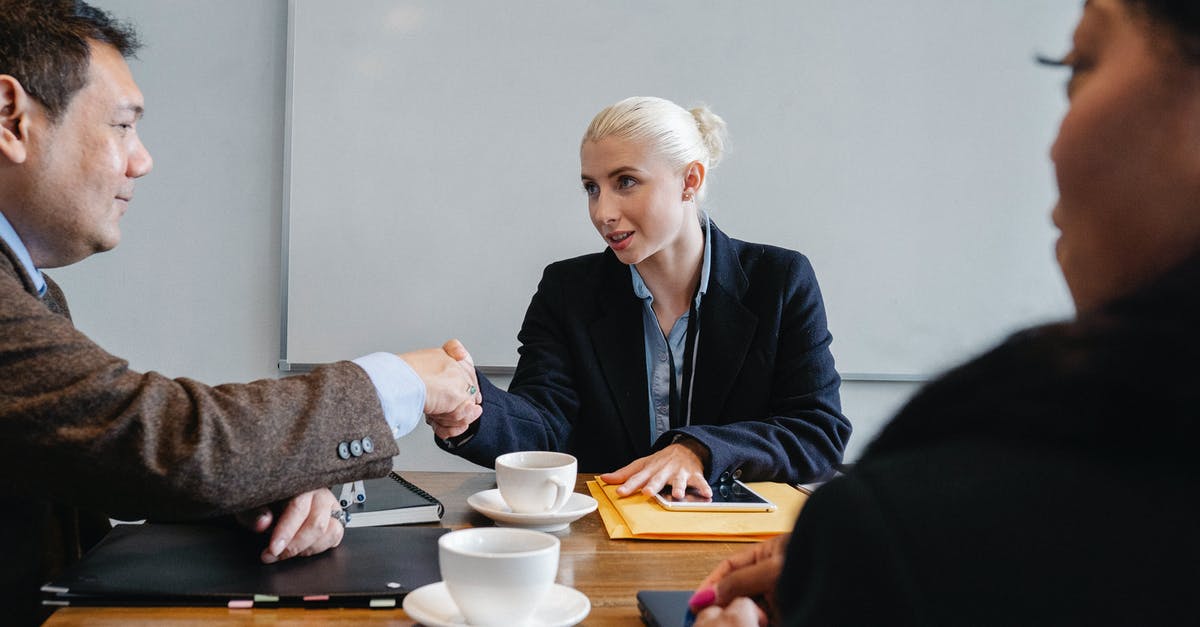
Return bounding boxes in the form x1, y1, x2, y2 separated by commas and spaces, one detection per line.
583, 96, 728, 202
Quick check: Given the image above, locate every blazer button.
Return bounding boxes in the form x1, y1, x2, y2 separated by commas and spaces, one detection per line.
350, 439, 364, 457
732, 468, 743, 480
361, 436, 375, 454
719, 471, 731, 484
337, 442, 351, 460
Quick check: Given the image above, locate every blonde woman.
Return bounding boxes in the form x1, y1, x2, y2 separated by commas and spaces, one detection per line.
431, 97, 850, 498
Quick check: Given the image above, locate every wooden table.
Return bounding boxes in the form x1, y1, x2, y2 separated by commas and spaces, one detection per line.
43, 472, 743, 626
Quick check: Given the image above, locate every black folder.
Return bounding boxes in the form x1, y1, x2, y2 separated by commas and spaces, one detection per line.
42, 523, 446, 609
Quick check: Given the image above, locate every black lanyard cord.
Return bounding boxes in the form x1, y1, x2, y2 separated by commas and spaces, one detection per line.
669, 300, 702, 429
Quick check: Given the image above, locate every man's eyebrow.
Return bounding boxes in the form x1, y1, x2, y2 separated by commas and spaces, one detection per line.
117, 104, 145, 118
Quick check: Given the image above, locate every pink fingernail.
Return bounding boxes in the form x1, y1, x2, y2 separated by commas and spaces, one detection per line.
688, 586, 716, 611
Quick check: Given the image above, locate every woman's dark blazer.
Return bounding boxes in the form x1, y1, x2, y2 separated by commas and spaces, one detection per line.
441, 224, 851, 484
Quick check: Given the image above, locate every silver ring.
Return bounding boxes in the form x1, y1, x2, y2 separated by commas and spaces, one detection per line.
331, 508, 348, 528
467, 384, 477, 395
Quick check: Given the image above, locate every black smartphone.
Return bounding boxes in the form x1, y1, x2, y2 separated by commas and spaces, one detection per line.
638, 589, 695, 627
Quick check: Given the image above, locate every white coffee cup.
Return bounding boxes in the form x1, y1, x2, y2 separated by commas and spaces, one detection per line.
495, 451, 577, 514
438, 527, 560, 626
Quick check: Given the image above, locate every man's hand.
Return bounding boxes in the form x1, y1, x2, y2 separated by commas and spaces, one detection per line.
425, 339, 484, 439
399, 339, 482, 415
235, 488, 345, 564
599, 439, 710, 499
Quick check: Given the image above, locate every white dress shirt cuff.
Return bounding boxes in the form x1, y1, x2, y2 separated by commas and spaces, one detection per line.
352, 352, 425, 439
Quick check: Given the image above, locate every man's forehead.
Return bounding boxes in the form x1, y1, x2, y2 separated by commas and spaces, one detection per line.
85, 39, 145, 113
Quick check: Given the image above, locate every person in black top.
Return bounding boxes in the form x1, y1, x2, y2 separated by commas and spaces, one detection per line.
693, 0, 1200, 624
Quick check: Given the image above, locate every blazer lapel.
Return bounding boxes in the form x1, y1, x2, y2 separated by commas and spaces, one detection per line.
0, 238, 37, 297
588, 253, 652, 449
690, 227, 757, 424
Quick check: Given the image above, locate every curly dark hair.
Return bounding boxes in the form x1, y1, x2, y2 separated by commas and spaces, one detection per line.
1125, 0, 1200, 61
0, 0, 140, 122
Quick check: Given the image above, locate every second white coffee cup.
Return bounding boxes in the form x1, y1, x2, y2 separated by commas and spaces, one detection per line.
439, 527, 560, 626
495, 451, 577, 514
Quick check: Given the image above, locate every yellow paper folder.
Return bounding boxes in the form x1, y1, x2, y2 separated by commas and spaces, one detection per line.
587, 477, 807, 542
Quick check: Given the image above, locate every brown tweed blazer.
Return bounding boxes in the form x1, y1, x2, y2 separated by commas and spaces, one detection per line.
0, 239, 400, 625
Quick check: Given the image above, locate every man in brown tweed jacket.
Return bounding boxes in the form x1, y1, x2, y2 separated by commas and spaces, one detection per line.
0, 1, 483, 623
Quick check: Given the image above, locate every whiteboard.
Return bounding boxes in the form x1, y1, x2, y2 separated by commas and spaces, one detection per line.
283, 0, 1079, 377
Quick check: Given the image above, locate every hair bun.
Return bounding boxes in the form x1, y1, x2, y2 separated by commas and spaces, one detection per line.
690, 106, 728, 169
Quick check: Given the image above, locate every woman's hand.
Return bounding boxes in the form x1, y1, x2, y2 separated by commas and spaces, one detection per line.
599, 439, 711, 499
693, 597, 768, 627
235, 488, 345, 564
400, 339, 483, 419
426, 398, 483, 439
690, 533, 790, 615
425, 339, 484, 439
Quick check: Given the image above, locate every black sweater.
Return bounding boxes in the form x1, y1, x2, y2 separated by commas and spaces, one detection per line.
778, 252, 1200, 626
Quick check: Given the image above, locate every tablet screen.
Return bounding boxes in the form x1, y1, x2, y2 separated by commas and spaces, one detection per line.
655, 480, 776, 511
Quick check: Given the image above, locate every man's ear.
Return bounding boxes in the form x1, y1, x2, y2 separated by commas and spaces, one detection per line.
0, 75, 33, 164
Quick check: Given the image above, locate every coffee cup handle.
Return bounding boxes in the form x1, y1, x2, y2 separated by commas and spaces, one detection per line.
547, 476, 571, 512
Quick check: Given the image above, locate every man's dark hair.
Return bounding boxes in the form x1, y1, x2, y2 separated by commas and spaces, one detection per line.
0, 0, 140, 122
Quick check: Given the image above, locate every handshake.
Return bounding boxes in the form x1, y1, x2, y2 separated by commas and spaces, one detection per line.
399, 339, 484, 439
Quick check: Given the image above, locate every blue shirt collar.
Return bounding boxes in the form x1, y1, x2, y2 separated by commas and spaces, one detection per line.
630, 211, 713, 306
0, 211, 47, 297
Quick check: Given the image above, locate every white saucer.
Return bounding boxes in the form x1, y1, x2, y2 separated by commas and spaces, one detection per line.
402, 581, 590, 627
467, 489, 597, 532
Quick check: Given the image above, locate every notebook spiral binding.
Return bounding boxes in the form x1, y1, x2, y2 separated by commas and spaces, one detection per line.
390, 472, 445, 517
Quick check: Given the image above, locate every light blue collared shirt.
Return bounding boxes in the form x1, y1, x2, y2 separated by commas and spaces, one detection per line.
351, 352, 426, 440
630, 213, 713, 443
0, 210, 422, 439
0, 211, 47, 297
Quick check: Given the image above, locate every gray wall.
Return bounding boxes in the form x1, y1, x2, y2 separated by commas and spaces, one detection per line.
59, 0, 953, 471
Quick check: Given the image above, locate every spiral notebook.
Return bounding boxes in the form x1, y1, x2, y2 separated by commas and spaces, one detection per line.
339, 472, 444, 527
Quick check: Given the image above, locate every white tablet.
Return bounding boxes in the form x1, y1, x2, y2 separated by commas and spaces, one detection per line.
653, 480, 777, 512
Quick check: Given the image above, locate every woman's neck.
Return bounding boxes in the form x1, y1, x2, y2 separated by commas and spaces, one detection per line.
637, 217, 705, 332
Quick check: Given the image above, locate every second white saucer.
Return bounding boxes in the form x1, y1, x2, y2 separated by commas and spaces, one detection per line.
467, 489, 597, 532
402, 581, 590, 627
